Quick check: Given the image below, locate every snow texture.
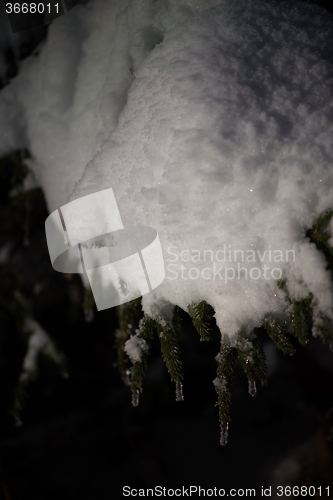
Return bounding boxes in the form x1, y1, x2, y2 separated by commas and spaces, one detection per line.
0, 0, 223, 210
125, 334, 149, 363
1, 0, 333, 338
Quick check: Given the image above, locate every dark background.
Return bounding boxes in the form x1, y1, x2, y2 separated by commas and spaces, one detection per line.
1, 1, 333, 499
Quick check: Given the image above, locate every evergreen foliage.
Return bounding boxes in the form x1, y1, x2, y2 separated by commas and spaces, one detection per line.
130, 315, 155, 397
115, 297, 143, 384
189, 300, 215, 341
291, 297, 312, 346
157, 318, 183, 385
0, 151, 69, 424
264, 319, 296, 356
113, 210, 333, 444
307, 210, 333, 279
2, 151, 333, 445
215, 337, 237, 426
236, 336, 267, 395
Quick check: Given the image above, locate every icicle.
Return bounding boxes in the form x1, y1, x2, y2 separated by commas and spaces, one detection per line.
248, 379, 257, 397
131, 390, 140, 407
329, 341, 333, 353
220, 422, 229, 446
175, 381, 184, 401
261, 377, 267, 387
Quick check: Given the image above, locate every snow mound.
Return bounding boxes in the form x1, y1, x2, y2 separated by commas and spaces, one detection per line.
73, 0, 333, 336
125, 334, 149, 363
1, 0, 333, 337
0, 0, 224, 211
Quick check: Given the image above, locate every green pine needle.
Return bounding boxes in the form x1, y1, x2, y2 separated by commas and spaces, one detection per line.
236, 336, 267, 393
215, 337, 237, 424
306, 210, 333, 275
112, 203, 333, 440
130, 315, 155, 393
189, 300, 215, 341
291, 298, 311, 346
251, 337, 268, 381
172, 305, 183, 332
309, 210, 333, 234
131, 359, 148, 394
157, 320, 183, 384
116, 297, 142, 377
264, 319, 296, 355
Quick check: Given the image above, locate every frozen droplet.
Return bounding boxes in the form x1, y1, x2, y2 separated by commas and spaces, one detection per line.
124, 369, 131, 386
175, 381, 184, 401
248, 379, 257, 397
63, 372, 69, 379
121, 369, 131, 387
220, 422, 229, 446
261, 378, 267, 387
131, 390, 140, 407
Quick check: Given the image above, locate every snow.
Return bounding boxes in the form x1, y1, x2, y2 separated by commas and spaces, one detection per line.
0, 0, 224, 211
1, 0, 333, 338
124, 334, 149, 363
20, 318, 64, 380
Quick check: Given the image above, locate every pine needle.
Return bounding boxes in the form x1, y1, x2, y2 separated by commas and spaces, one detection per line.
189, 300, 215, 341
264, 319, 296, 355
215, 337, 237, 424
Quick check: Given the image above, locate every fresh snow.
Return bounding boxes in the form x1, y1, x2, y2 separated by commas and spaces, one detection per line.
1, 0, 333, 338
0, 0, 223, 210
125, 334, 149, 363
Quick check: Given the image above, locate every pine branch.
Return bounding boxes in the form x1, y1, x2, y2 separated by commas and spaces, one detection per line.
157, 319, 183, 384
12, 317, 68, 424
130, 315, 155, 394
264, 319, 296, 355
215, 337, 237, 425
306, 209, 333, 276
291, 297, 312, 346
189, 300, 215, 341
115, 297, 142, 380
252, 336, 268, 383
172, 305, 183, 332
236, 336, 267, 396
129, 307, 184, 404
314, 315, 333, 350
309, 210, 333, 234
